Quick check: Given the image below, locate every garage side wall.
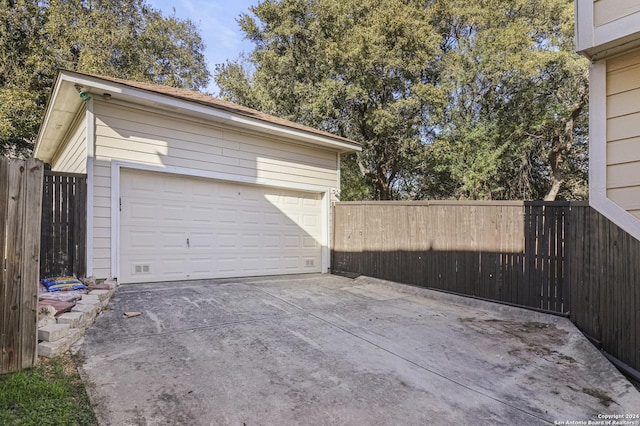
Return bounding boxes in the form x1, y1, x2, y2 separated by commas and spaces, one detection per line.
91, 100, 339, 279
50, 109, 88, 174
605, 49, 640, 219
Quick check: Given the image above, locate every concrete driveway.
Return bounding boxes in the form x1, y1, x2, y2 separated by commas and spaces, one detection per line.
79, 274, 640, 425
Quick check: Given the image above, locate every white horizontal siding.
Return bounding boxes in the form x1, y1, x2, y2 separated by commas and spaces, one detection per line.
606, 50, 640, 220
607, 161, 640, 188
594, 0, 640, 27
51, 117, 87, 173
607, 51, 640, 72
607, 137, 640, 165
607, 186, 640, 210
606, 112, 640, 142
606, 62, 640, 96
93, 101, 338, 187
606, 87, 640, 118
90, 100, 339, 280
92, 160, 111, 279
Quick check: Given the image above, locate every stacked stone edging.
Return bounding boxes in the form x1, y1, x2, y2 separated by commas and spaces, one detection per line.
37, 279, 117, 358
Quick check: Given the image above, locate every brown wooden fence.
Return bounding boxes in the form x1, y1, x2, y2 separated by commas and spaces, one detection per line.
332, 200, 639, 375
568, 206, 640, 376
332, 201, 574, 312
40, 171, 87, 278
0, 158, 44, 374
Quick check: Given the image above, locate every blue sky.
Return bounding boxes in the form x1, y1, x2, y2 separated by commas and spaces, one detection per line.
145, 0, 258, 94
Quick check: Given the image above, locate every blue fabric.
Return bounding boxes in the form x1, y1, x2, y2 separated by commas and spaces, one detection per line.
41, 276, 87, 292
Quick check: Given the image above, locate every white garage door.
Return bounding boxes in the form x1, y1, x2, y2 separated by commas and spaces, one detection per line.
119, 169, 323, 283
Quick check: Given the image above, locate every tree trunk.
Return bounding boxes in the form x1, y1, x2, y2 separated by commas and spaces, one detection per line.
544, 174, 564, 201
377, 178, 391, 200
357, 155, 392, 200
543, 94, 587, 201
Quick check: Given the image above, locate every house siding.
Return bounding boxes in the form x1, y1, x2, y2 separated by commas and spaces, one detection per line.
594, 0, 640, 27
90, 100, 339, 279
606, 49, 640, 219
92, 160, 112, 278
50, 112, 87, 173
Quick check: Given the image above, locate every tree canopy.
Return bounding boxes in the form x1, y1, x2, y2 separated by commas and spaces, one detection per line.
1, 0, 210, 157
215, 0, 588, 200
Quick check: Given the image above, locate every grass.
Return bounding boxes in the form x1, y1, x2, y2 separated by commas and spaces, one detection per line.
0, 354, 97, 425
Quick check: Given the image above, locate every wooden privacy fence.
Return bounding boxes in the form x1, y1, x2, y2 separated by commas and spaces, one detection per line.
332, 201, 573, 312
332, 200, 640, 375
40, 171, 87, 278
0, 158, 44, 374
567, 206, 640, 377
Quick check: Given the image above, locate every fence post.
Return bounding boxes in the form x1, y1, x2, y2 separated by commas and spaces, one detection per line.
0, 158, 8, 372
0, 158, 44, 374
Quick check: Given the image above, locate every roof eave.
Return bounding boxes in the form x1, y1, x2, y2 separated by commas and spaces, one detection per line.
33, 74, 78, 162
36, 71, 361, 159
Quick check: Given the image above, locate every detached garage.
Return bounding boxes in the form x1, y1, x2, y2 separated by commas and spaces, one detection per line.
34, 71, 360, 284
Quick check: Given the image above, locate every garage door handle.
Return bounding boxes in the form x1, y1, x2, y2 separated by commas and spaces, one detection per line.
187, 238, 190, 248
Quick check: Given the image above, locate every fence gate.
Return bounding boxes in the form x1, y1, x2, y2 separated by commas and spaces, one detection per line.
40, 171, 87, 278
523, 201, 570, 313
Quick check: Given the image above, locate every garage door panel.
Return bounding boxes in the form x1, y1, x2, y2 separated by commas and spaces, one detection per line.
263, 257, 280, 270
214, 233, 236, 248
302, 197, 318, 206
120, 169, 323, 283
283, 219, 301, 229
240, 186, 261, 201
191, 207, 214, 223
217, 257, 239, 272
165, 258, 193, 276
121, 258, 153, 277
127, 174, 158, 193
303, 236, 318, 248
240, 257, 261, 271
122, 230, 156, 249
283, 235, 301, 248
219, 185, 239, 199
283, 256, 301, 269
159, 232, 187, 249
163, 182, 195, 201
240, 210, 261, 225
128, 201, 156, 221
263, 212, 282, 225
161, 205, 189, 222
189, 232, 214, 248
262, 234, 280, 248
241, 234, 261, 248
303, 215, 318, 227
217, 208, 238, 224
190, 257, 215, 274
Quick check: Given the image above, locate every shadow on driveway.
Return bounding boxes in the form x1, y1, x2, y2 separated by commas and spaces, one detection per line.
79, 274, 640, 425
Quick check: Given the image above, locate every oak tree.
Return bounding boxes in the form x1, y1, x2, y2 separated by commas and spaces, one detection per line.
216, 0, 588, 201
0, 0, 210, 157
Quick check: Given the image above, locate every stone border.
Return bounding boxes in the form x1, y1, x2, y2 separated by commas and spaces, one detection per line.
37, 279, 117, 358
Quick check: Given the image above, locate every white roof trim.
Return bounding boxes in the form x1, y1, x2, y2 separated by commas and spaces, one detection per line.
34, 71, 360, 161
33, 75, 68, 159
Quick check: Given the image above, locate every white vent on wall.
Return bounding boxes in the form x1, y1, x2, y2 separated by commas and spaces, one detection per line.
305, 259, 315, 267
135, 265, 150, 273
